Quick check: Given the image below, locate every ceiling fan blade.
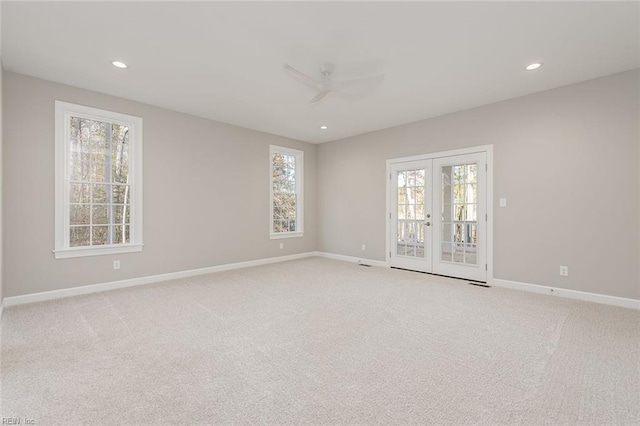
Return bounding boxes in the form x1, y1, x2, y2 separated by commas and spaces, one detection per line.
309, 90, 331, 104
284, 63, 322, 91
332, 74, 385, 96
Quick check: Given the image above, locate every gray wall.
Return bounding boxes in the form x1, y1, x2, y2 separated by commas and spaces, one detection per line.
0, 49, 3, 305
3, 72, 317, 298
3, 70, 639, 301
318, 70, 640, 300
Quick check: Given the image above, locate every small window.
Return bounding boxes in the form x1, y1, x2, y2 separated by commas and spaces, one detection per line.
270, 145, 303, 239
54, 101, 143, 258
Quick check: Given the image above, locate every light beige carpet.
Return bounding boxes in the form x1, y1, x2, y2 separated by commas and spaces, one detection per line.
1, 257, 639, 425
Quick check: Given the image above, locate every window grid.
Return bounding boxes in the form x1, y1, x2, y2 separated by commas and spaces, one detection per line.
441, 163, 478, 265
270, 146, 303, 237
55, 100, 142, 258
68, 117, 131, 247
396, 169, 426, 259
272, 153, 297, 233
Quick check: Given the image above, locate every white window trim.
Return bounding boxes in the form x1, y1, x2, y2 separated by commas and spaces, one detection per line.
54, 101, 143, 259
269, 145, 304, 239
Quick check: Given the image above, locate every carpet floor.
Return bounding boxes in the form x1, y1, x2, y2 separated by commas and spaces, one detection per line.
1, 257, 639, 425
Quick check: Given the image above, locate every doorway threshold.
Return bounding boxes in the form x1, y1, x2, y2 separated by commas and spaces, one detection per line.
390, 267, 488, 286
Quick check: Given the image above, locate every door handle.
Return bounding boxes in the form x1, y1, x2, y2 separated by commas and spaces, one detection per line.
425, 222, 431, 226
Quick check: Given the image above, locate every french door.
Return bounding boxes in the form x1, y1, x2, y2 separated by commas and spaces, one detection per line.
389, 152, 487, 282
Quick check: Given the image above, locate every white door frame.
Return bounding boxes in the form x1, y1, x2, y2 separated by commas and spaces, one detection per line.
385, 144, 494, 285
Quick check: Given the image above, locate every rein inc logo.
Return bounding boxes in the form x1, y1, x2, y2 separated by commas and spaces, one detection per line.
2, 418, 35, 425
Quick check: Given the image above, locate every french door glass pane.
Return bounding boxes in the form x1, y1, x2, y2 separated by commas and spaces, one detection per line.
396, 168, 426, 259
441, 162, 478, 265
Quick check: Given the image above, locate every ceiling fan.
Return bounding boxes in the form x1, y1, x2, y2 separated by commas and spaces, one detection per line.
284, 63, 384, 104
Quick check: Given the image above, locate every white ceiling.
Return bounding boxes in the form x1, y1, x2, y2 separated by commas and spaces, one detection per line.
3, 1, 639, 143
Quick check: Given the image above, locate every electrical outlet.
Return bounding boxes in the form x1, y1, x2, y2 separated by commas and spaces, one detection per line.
559, 266, 568, 276
113, 260, 120, 270
361, 244, 366, 251
279, 242, 284, 249
499, 198, 507, 207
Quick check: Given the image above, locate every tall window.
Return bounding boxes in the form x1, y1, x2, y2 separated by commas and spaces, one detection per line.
270, 145, 303, 238
54, 101, 143, 258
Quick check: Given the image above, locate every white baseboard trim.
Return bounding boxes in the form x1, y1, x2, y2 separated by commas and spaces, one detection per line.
493, 278, 640, 310
3, 252, 317, 308
315, 251, 389, 268
5, 253, 636, 311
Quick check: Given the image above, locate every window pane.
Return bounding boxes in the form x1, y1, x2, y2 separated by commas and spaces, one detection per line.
454, 184, 465, 203
114, 205, 130, 224
70, 204, 90, 225
453, 243, 465, 263
113, 225, 130, 244
406, 204, 415, 220
92, 226, 109, 245
70, 161, 91, 181
70, 226, 90, 247
70, 116, 81, 139
398, 205, 406, 220
467, 164, 477, 184
92, 184, 108, 203
397, 172, 406, 188
405, 221, 413, 242
70, 150, 91, 165
272, 153, 285, 166
442, 223, 452, 242
92, 205, 109, 225
111, 124, 129, 184
90, 160, 107, 182
441, 243, 452, 262
465, 244, 478, 265
441, 166, 452, 186
112, 185, 130, 205
465, 204, 477, 221
453, 165, 465, 184
271, 148, 301, 234
70, 183, 90, 204
466, 184, 477, 204
406, 170, 417, 187
89, 120, 107, 151
274, 193, 296, 221
467, 223, 477, 244
272, 166, 284, 189
454, 223, 464, 243
408, 187, 418, 204
442, 203, 452, 222
398, 188, 407, 204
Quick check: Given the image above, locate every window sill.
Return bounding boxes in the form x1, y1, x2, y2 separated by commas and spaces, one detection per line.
269, 232, 304, 240
54, 244, 144, 259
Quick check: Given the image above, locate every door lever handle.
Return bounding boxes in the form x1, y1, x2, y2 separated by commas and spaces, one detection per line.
425, 222, 431, 226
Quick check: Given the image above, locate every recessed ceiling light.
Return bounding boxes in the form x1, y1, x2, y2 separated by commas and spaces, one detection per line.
112, 61, 128, 69
525, 62, 543, 71
320, 125, 328, 130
